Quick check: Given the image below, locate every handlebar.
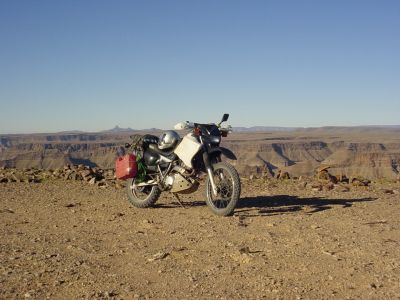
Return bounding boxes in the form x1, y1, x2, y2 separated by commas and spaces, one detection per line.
174, 121, 231, 130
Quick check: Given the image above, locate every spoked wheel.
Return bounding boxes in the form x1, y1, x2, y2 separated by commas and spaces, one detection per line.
205, 162, 241, 216
126, 178, 161, 208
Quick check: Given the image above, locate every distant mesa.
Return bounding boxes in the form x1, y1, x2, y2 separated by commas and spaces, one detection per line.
101, 126, 163, 133
233, 125, 400, 132
1, 126, 400, 180
233, 126, 298, 132
102, 125, 136, 133
56, 130, 85, 134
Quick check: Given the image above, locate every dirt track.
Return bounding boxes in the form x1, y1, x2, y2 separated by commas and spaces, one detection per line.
1, 179, 400, 299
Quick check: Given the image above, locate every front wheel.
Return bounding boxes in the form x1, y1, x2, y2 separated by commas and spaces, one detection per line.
205, 162, 241, 216
126, 178, 161, 208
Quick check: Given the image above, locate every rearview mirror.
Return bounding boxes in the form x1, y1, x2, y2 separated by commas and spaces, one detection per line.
221, 113, 229, 123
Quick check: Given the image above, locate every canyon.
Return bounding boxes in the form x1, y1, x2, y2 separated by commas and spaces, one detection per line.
1, 127, 400, 180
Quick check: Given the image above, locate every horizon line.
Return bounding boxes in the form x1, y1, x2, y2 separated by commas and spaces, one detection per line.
1, 124, 400, 135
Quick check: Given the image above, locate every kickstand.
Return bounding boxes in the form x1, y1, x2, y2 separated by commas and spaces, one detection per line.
172, 193, 186, 209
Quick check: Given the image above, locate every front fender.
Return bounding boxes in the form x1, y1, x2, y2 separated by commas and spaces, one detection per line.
208, 147, 237, 160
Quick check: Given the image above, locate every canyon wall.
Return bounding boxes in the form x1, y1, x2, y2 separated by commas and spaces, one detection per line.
1, 129, 400, 179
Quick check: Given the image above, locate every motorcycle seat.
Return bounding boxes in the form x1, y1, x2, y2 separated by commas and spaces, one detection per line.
142, 134, 159, 145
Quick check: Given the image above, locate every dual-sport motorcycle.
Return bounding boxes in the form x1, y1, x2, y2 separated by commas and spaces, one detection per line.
117, 114, 241, 216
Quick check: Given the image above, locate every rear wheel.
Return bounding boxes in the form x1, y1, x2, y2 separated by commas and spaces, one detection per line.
205, 162, 241, 216
126, 178, 161, 208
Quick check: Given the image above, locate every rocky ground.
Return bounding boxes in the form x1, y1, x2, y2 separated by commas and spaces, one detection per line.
1, 174, 400, 299
0, 165, 124, 189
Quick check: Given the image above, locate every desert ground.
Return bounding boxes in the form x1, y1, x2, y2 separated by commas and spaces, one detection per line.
1, 176, 399, 299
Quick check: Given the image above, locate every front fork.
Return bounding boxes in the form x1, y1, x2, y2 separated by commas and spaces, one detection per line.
203, 151, 218, 196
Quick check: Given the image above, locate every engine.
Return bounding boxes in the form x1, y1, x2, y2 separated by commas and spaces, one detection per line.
163, 166, 199, 194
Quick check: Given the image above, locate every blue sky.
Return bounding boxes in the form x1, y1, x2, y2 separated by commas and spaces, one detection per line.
0, 0, 399, 133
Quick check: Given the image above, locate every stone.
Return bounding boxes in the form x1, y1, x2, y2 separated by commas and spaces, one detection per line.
324, 182, 335, 190
276, 170, 290, 180
28, 176, 41, 183
83, 175, 93, 182
72, 173, 81, 180
308, 182, 322, 191
382, 189, 394, 194
298, 175, 311, 182
317, 165, 331, 173
88, 177, 96, 185
54, 279, 65, 286
148, 251, 169, 262
352, 178, 370, 187
317, 170, 337, 184
115, 183, 124, 189
336, 174, 349, 183
369, 283, 377, 289
105, 170, 114, 179
11, 174, 23, 182
80, 170, 92, 177
96, 180, 106, 187
336, 185, 350, 192
298, 181, 307, 189
98, 182, 107, 188
238, 246, 251, 254
280, 171, 290, 180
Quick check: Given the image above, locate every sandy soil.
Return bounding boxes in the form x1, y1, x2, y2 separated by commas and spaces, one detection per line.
1, 179, 399, 299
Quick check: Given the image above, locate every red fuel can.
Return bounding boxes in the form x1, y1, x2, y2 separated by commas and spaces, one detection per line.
115, 154, 138, 180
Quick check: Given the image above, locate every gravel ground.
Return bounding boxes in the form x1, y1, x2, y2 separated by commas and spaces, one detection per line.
1, 179, 399, 299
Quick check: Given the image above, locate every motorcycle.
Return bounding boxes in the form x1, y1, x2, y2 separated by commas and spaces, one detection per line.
118, 114, 241, 216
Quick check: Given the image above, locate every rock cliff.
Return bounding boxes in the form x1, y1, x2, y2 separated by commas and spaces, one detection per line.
1, 129, 399, 179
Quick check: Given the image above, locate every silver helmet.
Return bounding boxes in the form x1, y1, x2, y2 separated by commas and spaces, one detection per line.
158, 130, 180, 150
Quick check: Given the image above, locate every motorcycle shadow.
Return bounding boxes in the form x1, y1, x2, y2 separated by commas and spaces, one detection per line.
236, 195, 376, 216
155, 200, 206, 209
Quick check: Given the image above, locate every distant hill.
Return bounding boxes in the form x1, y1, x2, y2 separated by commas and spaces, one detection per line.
233, 125, 400, 132
101, 126, 163, 133
3, 125, 398, 136
101, 126, 136, 133
56, 130, 85, 134
233, 126, 299, 132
